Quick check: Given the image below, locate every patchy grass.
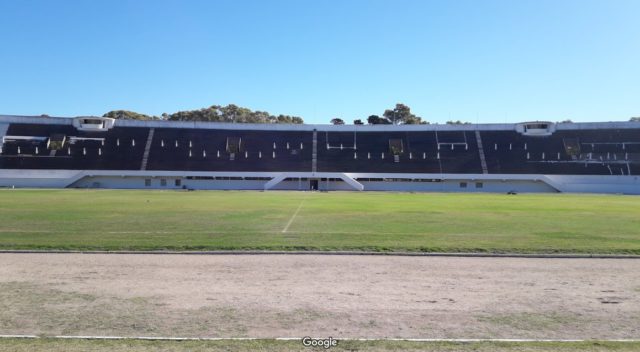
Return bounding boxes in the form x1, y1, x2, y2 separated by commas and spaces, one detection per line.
0, 282, 348, 338
0, 282, 257, 337
0, 338, 639, 352
0, 189, 639, 254
475, 313, 591, 337
0, 282, 162, 336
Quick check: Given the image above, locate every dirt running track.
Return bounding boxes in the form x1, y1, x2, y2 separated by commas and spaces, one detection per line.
0, 253, 639, 339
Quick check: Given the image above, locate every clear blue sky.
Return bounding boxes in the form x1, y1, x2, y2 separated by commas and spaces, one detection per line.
1, 0, 638, 124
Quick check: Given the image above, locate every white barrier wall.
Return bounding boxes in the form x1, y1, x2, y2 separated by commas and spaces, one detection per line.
363, 180, 555, 193
1, 169, 638, 194
0, 169, 83, 188
546, 175, 640, 194
68, 175, 555, 193
71, 176, 269, 190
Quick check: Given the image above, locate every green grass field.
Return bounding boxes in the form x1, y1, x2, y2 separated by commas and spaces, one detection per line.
0, 338, 639, 352
0, 189, 639, 254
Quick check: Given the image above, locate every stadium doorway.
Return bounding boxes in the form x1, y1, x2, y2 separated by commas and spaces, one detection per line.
309, 179, 319, 191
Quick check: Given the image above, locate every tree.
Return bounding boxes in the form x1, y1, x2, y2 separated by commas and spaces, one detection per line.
330, 118, 345, 125
383, 103, 426, 125
227, 104, 259, 123
630, 117, 640, 122
559, 119, 573, 123
103, 110, 156, 120
367, 115, 391, 125
273, 114, 304, 124
290, 116, 304, 124
103, 105, 305, 123
404, 115, 428, 124
446, 120, 471, 125
353, 119, 364, 125
164, 104, 304, 124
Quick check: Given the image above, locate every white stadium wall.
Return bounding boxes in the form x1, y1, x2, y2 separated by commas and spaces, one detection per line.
1, 169, 637, 194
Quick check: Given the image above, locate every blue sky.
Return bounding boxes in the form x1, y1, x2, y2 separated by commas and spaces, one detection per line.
0, 0, 638, 124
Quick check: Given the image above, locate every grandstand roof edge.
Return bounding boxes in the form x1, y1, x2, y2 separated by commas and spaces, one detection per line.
0, 114, 638, 131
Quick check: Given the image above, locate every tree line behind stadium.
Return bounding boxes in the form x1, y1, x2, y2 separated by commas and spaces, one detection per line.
98, 103, 429, 125
37, 102, 640, 126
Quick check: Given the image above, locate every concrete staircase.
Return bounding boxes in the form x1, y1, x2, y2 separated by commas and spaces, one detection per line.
140, 128, 155, 171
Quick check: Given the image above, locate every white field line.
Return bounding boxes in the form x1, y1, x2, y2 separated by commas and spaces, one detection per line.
281, 197, 306, 233
1, 335, 640, 342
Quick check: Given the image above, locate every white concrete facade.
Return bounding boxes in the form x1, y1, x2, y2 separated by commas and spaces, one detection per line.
0, 169, 638, 194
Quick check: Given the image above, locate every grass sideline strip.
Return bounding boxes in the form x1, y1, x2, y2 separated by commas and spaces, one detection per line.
1, 337, 640, 351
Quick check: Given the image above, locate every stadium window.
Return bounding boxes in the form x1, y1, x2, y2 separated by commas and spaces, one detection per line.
459, 182, 467, 188
160, 179, 167, 187
475, 182, 483, 189
175, 179, 182, 187
144, 179, 151, 187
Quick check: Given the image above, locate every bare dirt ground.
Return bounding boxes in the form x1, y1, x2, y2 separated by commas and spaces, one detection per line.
0, 254, 638, 339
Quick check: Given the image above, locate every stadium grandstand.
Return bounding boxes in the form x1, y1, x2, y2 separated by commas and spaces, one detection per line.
0, 114, 639, 194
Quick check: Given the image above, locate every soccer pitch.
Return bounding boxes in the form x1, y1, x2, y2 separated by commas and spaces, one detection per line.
0, 189, 639, 254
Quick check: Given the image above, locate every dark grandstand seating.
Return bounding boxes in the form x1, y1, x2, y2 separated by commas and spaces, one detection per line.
145, 128, 312, 172
481, 129, 639, 176
0, 124, 148, 170
1, 122, 639, 175
316, 131, 482, 173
